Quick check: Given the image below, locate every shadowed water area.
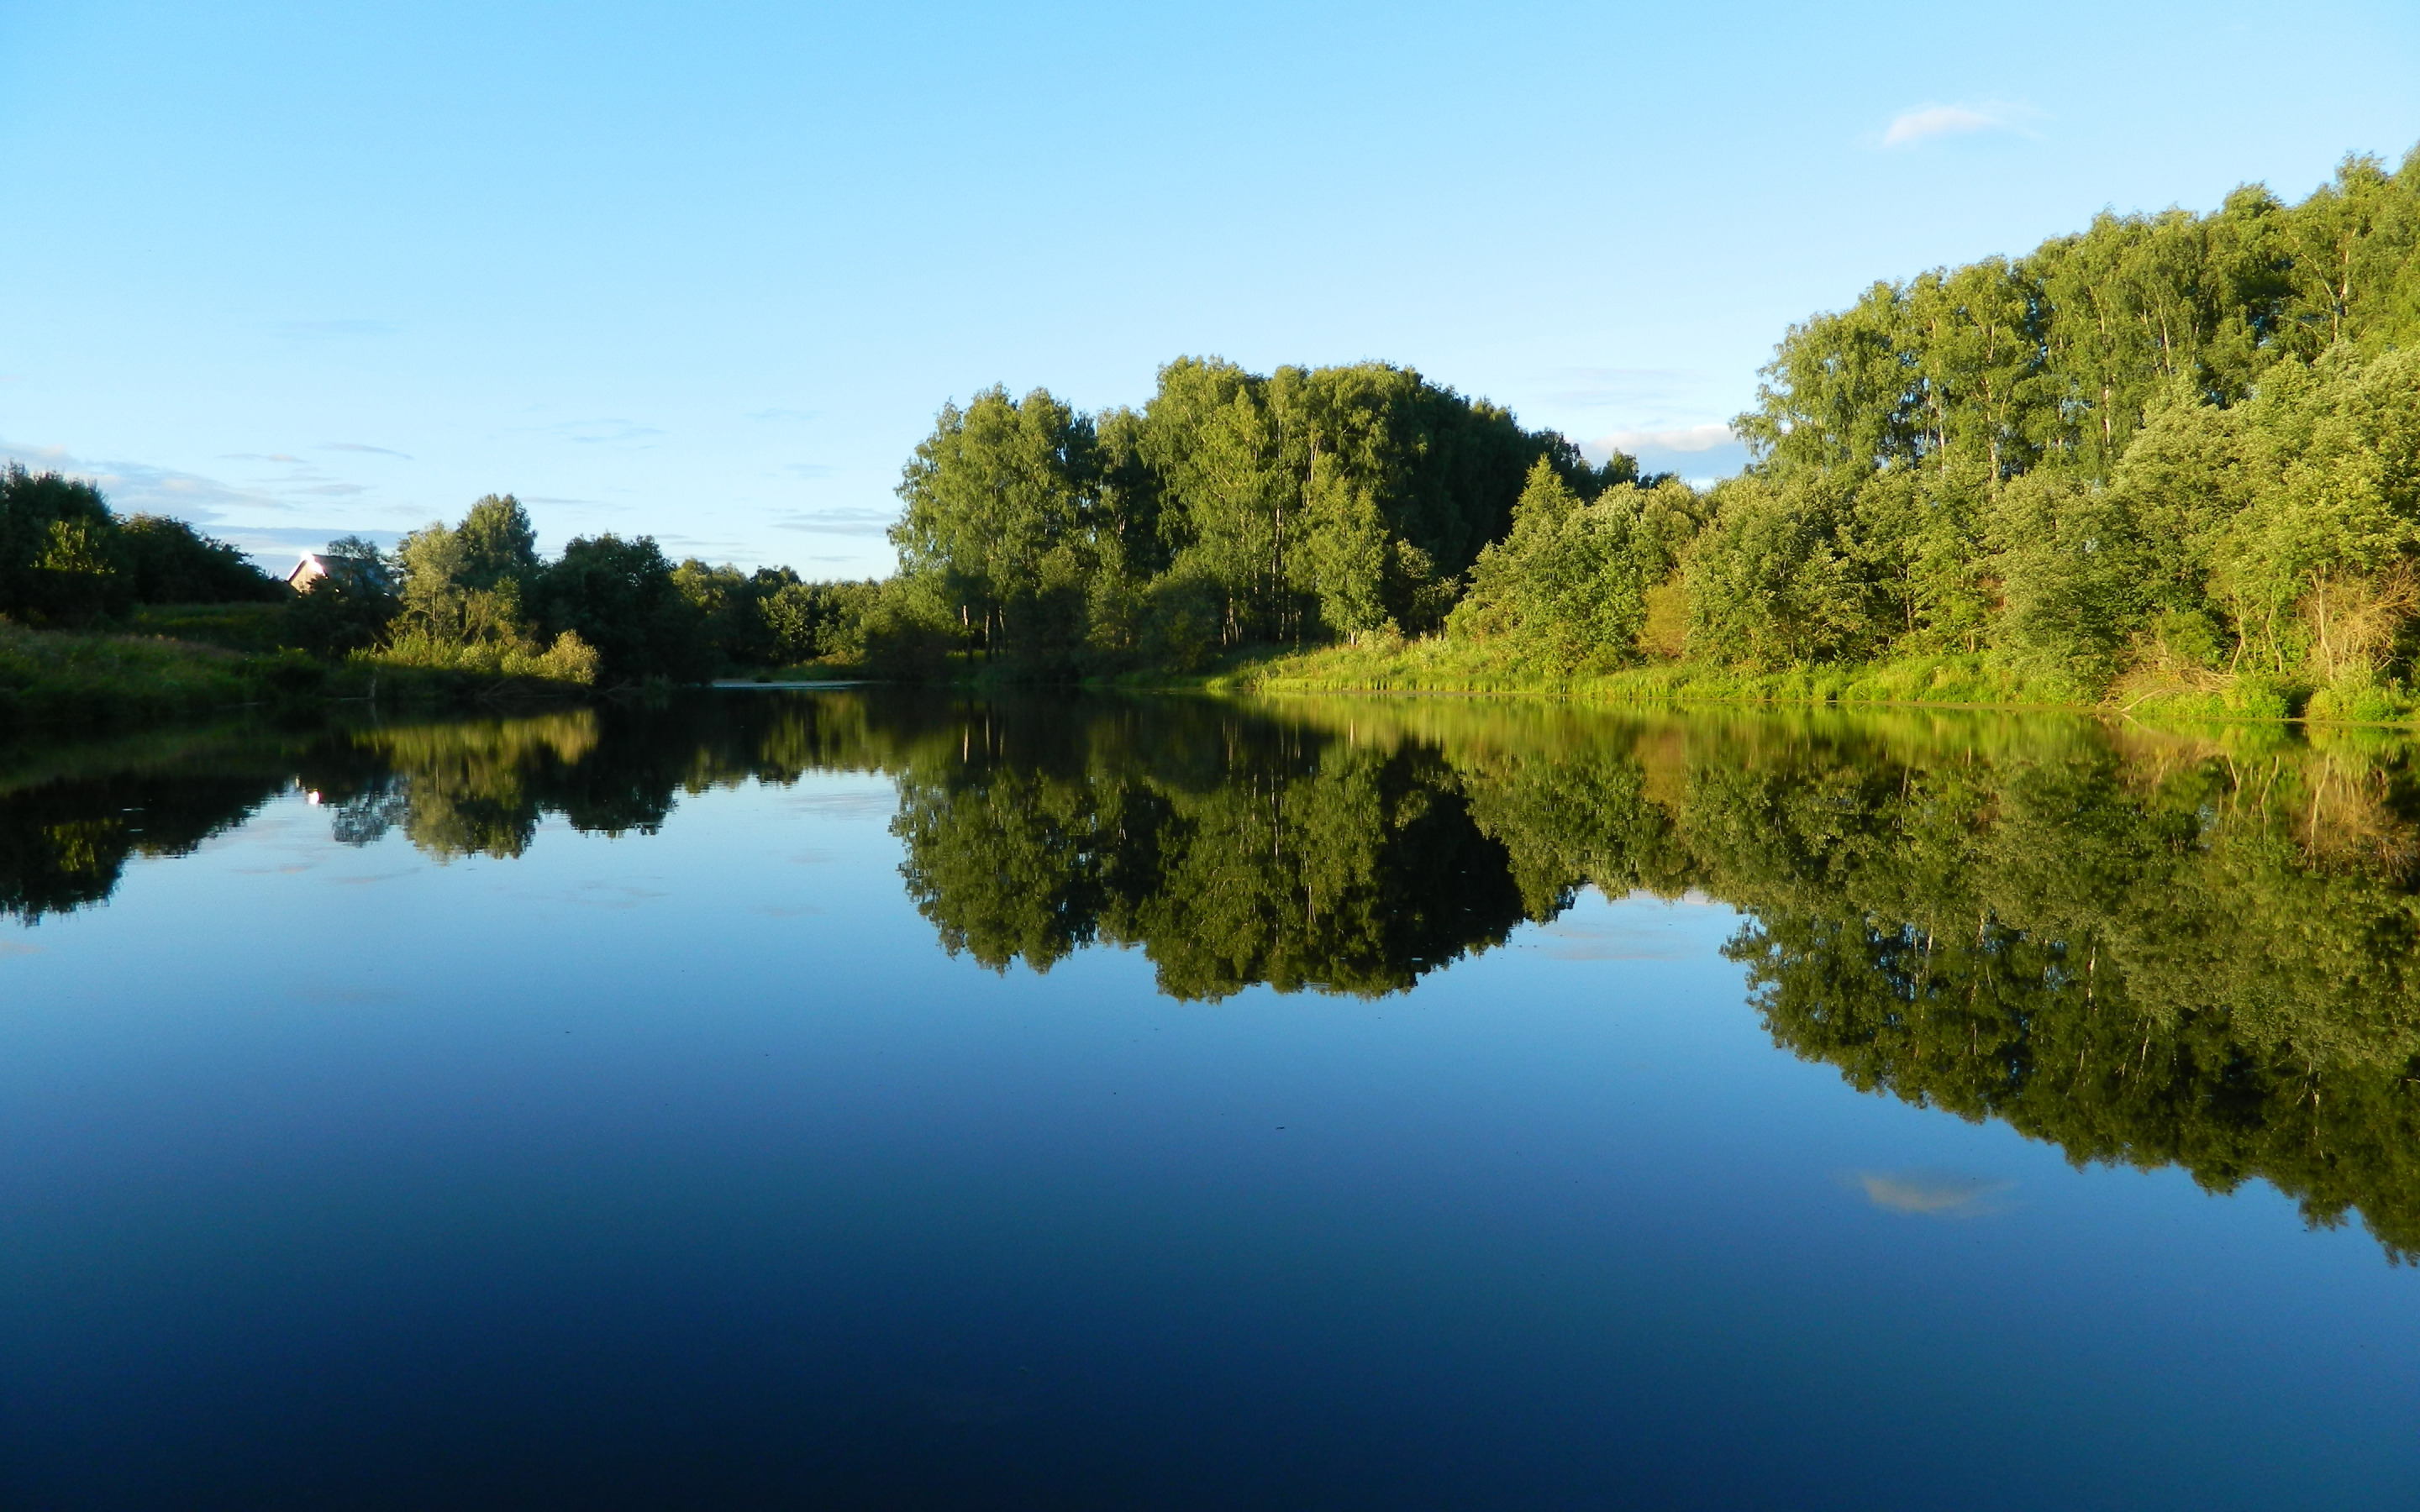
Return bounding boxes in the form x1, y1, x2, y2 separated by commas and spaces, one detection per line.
3, 691, 2417, 1508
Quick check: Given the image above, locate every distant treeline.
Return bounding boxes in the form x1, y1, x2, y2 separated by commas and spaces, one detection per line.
0, 470, 899, 686
278, 496, 906, 684
881, 144, 2420, 706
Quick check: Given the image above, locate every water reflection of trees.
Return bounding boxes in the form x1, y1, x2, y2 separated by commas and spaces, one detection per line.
890, 701, 1526, 998
5, 695, 2420, 1257
1439, 711, 2420, 1262
0, 695, 913, 916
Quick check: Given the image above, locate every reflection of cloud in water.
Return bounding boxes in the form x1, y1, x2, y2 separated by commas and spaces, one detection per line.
330, 870, 418, 886
1856, 1170, 2014, 1217
755, 904, 825, 917
0, 940, 40, 958
1536, 920, 1696, 961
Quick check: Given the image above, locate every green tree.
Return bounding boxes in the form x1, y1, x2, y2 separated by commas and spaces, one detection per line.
455, 493, 541, 591
0, 465, 129, 625
535, 533, 708, 681
891, 385, 1097, 655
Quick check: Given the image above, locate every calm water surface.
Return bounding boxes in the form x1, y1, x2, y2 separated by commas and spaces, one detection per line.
2, 692, 2415, 1509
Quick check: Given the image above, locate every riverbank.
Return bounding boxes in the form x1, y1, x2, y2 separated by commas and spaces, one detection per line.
1143, 639, 2389, 726
0, 622, 595, 729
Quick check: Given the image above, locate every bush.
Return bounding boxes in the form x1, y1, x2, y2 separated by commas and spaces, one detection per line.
287, 575, 397, 655
120, 517, 282, 603
369, 627, 602, 685
534, 534, 708, 682
859, 581, 958, 679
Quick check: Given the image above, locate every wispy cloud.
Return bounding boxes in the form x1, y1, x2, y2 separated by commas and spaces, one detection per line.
0, 438, 414, 571
3, 439, 288, 521
225, 524, 406, 557
782, 462, 838, 479
1881, 101, 2040, 148
1602, 423, 1736, 454
321, 442, 413, 459
1854, 1170, 2014, 1217
776, 506, 896, 537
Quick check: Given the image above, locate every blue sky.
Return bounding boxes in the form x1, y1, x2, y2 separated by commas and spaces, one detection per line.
3, 0, 2415, 578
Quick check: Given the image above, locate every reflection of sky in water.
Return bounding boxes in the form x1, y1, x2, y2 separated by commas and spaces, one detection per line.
0, 755, 2414, 1508
1528, 889, 1723, 960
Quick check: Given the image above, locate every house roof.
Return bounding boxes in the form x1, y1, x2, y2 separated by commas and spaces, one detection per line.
287, 552, 392, 593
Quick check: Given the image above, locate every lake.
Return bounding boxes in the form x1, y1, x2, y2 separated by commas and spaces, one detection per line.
3, 691, 2416, 1509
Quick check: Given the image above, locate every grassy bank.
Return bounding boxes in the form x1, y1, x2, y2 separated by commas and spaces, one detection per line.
0, 622, 596, 730
1144, 638, 2390, 725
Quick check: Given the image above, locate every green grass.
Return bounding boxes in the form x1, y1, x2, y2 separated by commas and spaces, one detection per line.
0, 621, 597, 731
1175, 640, 2081, 707
126, 601, 295, 654
0, 620, 304, 726
1128, 638, 2414, 727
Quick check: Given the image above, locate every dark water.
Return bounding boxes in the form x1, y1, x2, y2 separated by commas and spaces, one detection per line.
2, 691, 2416, 1509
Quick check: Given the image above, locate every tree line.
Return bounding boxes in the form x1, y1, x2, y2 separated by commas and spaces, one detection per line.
884, 359, 1639, 669
0, 466, 904, 685
1679, 145, 2420, 706
287, 494, 908, 684
888, 144, 2420, 706
15, 139, 2417, 698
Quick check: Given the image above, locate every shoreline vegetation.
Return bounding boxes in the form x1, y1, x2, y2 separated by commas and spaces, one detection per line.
10, 142, 2420, 730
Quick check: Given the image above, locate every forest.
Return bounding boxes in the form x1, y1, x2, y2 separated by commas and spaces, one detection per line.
876, 144, 2420, 711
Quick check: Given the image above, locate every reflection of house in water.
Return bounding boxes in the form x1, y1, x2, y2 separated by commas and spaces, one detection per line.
286, 552, 392, 596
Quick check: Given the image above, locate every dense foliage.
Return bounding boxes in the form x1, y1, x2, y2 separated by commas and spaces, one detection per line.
0, 465, 281, 625
340, 494, 898, 683
888, 361, 1625, 669
1515, 144, 2420, 706
882, 144, 2420, 707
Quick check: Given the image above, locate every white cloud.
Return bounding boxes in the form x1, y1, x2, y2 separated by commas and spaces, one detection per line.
1602, 423, 1735, 454
776, 505, 895, 537
1881, 102, 2039, 148
1, 439, 287, 521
